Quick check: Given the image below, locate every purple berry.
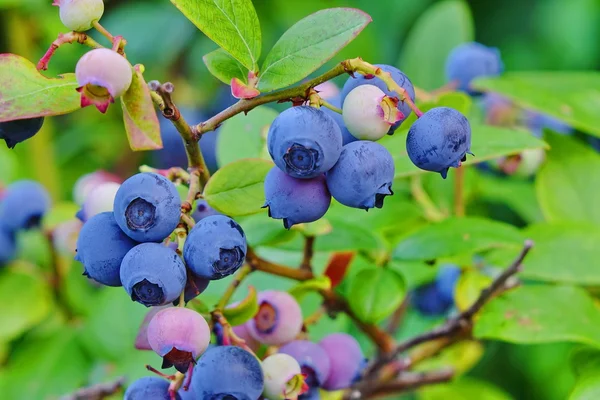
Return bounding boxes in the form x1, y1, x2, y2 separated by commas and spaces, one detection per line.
263, 167, 331, 229
319, 333, 365, 390
325, 141, 395, 210
75, 212, 139, 287
525, 110, 573, 137
124, 376, 180, 400
445, 42, 503, 94
147, 307, 211, 373
0, 117, 44, 149
53, 0, 104, 32
246, 290, 303, 346
135, 305, 170, 351
183, 215, 247, 280
75, 48, 133, 113
279, 340, 331, 387
120, 243, 187, 307
267, 106, 342, 179
0, 180, 51, 231
262, 353, 308, 400
179, 273, 210, 304
191, 199, 220, 222
341, 64, 415, 133
192, 346, 264, 399
113, 173, 181, 243
406, 107, 472, 179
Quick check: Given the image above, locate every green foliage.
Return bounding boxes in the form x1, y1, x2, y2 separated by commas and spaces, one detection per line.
257, 8, 371, 92
203, 48, 250, 85
420, 377, 512, 400
223, 286, 259, 325
347, 267, 406, 323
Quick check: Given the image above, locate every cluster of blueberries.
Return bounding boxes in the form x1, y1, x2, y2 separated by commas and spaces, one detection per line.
129, 289, 365, 399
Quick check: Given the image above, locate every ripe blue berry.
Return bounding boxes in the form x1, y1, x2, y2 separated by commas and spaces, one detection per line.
340, 64, 415, 133
445, 42, 503, 94
263, 167, 331, 229
262, 353, 308, 400
120, 243, 187, 307
267, 106, 342, 179
113, 173, 181, 243
411, 283, 453, 316
192, 346, 264, 399
75, 212, 139, 287
436, 265, 461, 304
147, 307, 211, 373
246, 290, 303, 346
406, 107, 472, 179
321, 96, 358, 145
0, 180, 51, 231
183, 215, 247, 280
525, 110, 573, 138
0, 117, 44, 149
325, 141, 395, 210
319, 333, 365, 390
76, 182, 120, 222
0, 227, 16, 266
192, 199, 220, 222
279, 340, 331, 388
124, 376, 179, 400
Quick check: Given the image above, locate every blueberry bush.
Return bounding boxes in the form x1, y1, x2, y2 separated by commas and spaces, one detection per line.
0, 0, 600, 399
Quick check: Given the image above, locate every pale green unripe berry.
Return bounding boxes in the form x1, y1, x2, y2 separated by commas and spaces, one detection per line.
54, 0, 104, 32
342, 84, 400, 141
262, 353, 307, 399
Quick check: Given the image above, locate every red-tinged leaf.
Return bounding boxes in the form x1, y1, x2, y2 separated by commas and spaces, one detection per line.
324, 251, 355, 288
231, 77, 260, 99
0, 53, 81, 122
120, 64, 162, 151
203, 48, 250, 85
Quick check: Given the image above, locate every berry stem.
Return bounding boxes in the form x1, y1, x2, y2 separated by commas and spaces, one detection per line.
454, 166, 466, 217
366, 369, 455, 398
299, 236, 315, 272
409, 176, 446, 221
320, 98, 343, 114
37, 31, 104, 71
215, 264, 253, 310
92, 20, 114, 43
246, 247, 314, 281
307, 88, 321, 108
179, 213, 195, 229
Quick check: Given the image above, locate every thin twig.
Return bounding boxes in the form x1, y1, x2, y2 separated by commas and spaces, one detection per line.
246, 247, 314, 281
300, 236, 315, 272
216, 265, 253, 310
60, 377, 126, 400
37, 31, 104, 71
386, 298, 408, 336
366, 369, 454, 398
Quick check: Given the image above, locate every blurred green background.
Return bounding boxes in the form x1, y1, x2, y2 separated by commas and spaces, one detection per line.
0, 0, 599, 399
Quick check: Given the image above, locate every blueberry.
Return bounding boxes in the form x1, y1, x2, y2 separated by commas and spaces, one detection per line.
436, 265, 461, 304
445, 42, 503, 94
113, 173, 181, 242
192, 199, 220, 222
321, 96, 358, 145
76, 182, 120, 222
75, 212, 139, 287
325, 141, 395, 210
0, 227, 16, 266
0, 117, 44, 149
177, 273, 210, 305
192, 346, 264, 400
263, 167, 331, 229
147, 307, 211, 373
525, 110, 573, 137
124, 376, 180, 400
262, 353, 308, 400
120, 243, 187, 307
406, 107, 472, 178
340, 64, 415, 133
279, 340, 331, 387
319, 333, 365, 390
267, 106, 342, 179
411, 283, 453, 316
0, 180, 51, 231
246, 290, 303, 346
183, 215, 247, 280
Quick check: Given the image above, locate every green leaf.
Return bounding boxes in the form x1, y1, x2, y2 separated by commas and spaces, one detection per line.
203, 48, 250, 85
398, 0, 474, 90
204, 158, 273, 216
289, 276, 332, 301
347, 267, 406, 324
216, 106, 277, 166
223, 286, 258, 326
415, 340, 484, 376
393, 217, 523, 261
0, 54, 80, 121
420, 377, 512, 400
314, 217, 385, 251
569, 373, 600, 400
536, 133, 600, 224
120, 65, 162, 151
0, 265, 53, 342
43, 201, 80, 230
381, 124, 548, 179
258, 8, 372, 92
474, 285, 600, 347
238, 213, 297, 247
170, 0, 261, 70
473, 71, 600, 137
0, 146, 18, 184
454, 269, 492, 312
0, 328, 91, 399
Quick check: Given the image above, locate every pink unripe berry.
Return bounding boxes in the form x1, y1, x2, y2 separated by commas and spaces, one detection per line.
232, 323, 261, 353
342, 84, 402, 141
73, 170, 122, 206
53, 0, 104, 32
314, 81, 340, 100
75, 48, 133, 113
262, 353, 308, 400
246, 290, 303, 346
52, 219, 82, 255
319, 333, 365, 390
77, 182, 120, 222
147, 307, 210, 373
